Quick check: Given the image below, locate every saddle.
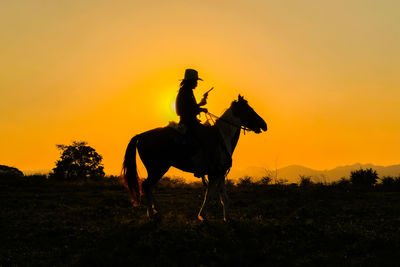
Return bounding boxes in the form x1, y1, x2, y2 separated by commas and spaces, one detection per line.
167, 121, 211, 147
167, 121, 187, 135
167, 121, 232, 177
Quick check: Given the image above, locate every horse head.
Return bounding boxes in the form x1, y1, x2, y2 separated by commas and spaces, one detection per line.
231, 94, 267, 133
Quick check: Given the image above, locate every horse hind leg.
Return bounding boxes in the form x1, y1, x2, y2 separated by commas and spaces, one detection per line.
142, 166, 169, 219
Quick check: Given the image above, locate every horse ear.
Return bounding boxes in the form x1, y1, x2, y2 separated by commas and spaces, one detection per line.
238, 94, 243, 101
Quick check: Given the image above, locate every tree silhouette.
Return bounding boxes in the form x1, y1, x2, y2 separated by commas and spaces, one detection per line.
50, 141, 105, 180
350, 168, 378, 187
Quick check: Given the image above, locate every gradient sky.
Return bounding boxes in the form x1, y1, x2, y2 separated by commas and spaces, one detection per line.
1, 0, 399, 178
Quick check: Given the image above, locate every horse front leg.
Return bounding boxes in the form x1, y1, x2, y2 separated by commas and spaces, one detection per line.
218, 177, 231, 222
198, 176, 217, 221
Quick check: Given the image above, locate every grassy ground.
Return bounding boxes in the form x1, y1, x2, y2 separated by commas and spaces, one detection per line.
1, 177, 400, 266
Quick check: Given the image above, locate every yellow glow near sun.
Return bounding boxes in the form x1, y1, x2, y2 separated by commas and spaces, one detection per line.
157, 89, 179, 122
171, 100, 176, 114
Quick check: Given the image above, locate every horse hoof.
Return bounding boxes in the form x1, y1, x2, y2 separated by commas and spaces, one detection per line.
147, 212, 162, 223
224, 217, 233, 223
147, 208, 160, 219
197, 215, 207, 222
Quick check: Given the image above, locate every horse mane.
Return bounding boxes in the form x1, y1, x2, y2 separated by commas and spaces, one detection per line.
216, 98, 242, 123
217, 100, 237, 120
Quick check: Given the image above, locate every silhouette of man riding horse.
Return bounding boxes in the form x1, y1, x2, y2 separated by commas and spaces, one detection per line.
122, 69, 267, 221
176, 69, 227, 178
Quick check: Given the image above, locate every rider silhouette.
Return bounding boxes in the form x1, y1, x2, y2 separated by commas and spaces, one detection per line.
175, 69, 207, 128
175, 69, 215, 177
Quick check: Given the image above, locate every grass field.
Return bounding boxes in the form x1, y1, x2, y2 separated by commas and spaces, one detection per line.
1, 177, 400, 266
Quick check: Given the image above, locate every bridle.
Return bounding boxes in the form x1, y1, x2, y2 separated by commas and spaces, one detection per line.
205, 112, 253, 135
201, 110, 256, 181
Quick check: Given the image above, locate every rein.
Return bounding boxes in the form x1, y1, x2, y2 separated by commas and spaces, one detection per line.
205, 112, 252, 134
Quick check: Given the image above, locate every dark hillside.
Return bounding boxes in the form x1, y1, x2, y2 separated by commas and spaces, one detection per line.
1, 177, 400, 266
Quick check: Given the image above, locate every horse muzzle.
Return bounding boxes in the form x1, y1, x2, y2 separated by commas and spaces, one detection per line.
261, 121, 267, 132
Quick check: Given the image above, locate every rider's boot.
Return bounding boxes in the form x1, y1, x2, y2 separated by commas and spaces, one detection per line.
192, 151, 208, 178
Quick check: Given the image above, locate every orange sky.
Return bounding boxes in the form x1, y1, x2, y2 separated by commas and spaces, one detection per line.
1, 1, 399, 178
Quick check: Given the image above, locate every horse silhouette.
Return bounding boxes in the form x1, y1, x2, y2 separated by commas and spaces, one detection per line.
122, 94, 267, 221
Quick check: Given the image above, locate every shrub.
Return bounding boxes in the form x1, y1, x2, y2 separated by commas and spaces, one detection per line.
379, 176, 400, 191
336, 177, 351, 186
299, 175, 313, 187
225, 178, 235, 189
275, 178, 288, 185
26, 174, 47, 183
106, 175, 123, 185
158, 177, 186, 188
380, 176, 395, 187
259, 176, 272, 185
331, 177, 351, 190
394, 176, 400, 190
237, 176, 253, 187
350, 168, 378, 187
188, 181, 203, 188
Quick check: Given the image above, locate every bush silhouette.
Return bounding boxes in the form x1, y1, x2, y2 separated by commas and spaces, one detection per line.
331, 177, 351, 190
259, 176, 272, 185
225, 178, 235, 190
299, 175, 313, 187
379, 176, 400, 191
380, 176, 395, 187
50, 141, 105, 180
350, 168, 378, 187
238, 176, 253, 187
158, 177, 185, 188
0, 165, 23, 178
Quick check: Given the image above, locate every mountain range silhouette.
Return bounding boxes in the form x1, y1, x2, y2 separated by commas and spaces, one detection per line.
229, 163, 400, 183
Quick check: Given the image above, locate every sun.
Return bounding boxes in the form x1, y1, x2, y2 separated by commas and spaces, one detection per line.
170, 100, 176, 114
157, 90, 178, 122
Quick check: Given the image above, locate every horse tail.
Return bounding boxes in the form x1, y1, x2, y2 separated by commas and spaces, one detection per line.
122, 135, 142, 205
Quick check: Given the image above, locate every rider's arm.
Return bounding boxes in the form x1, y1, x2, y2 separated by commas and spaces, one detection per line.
198, 98, 207, 106
199, 107, 208, 113
198, 87, 212, 107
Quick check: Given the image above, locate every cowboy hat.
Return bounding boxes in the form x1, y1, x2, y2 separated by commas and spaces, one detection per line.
181, 69, 203, 81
